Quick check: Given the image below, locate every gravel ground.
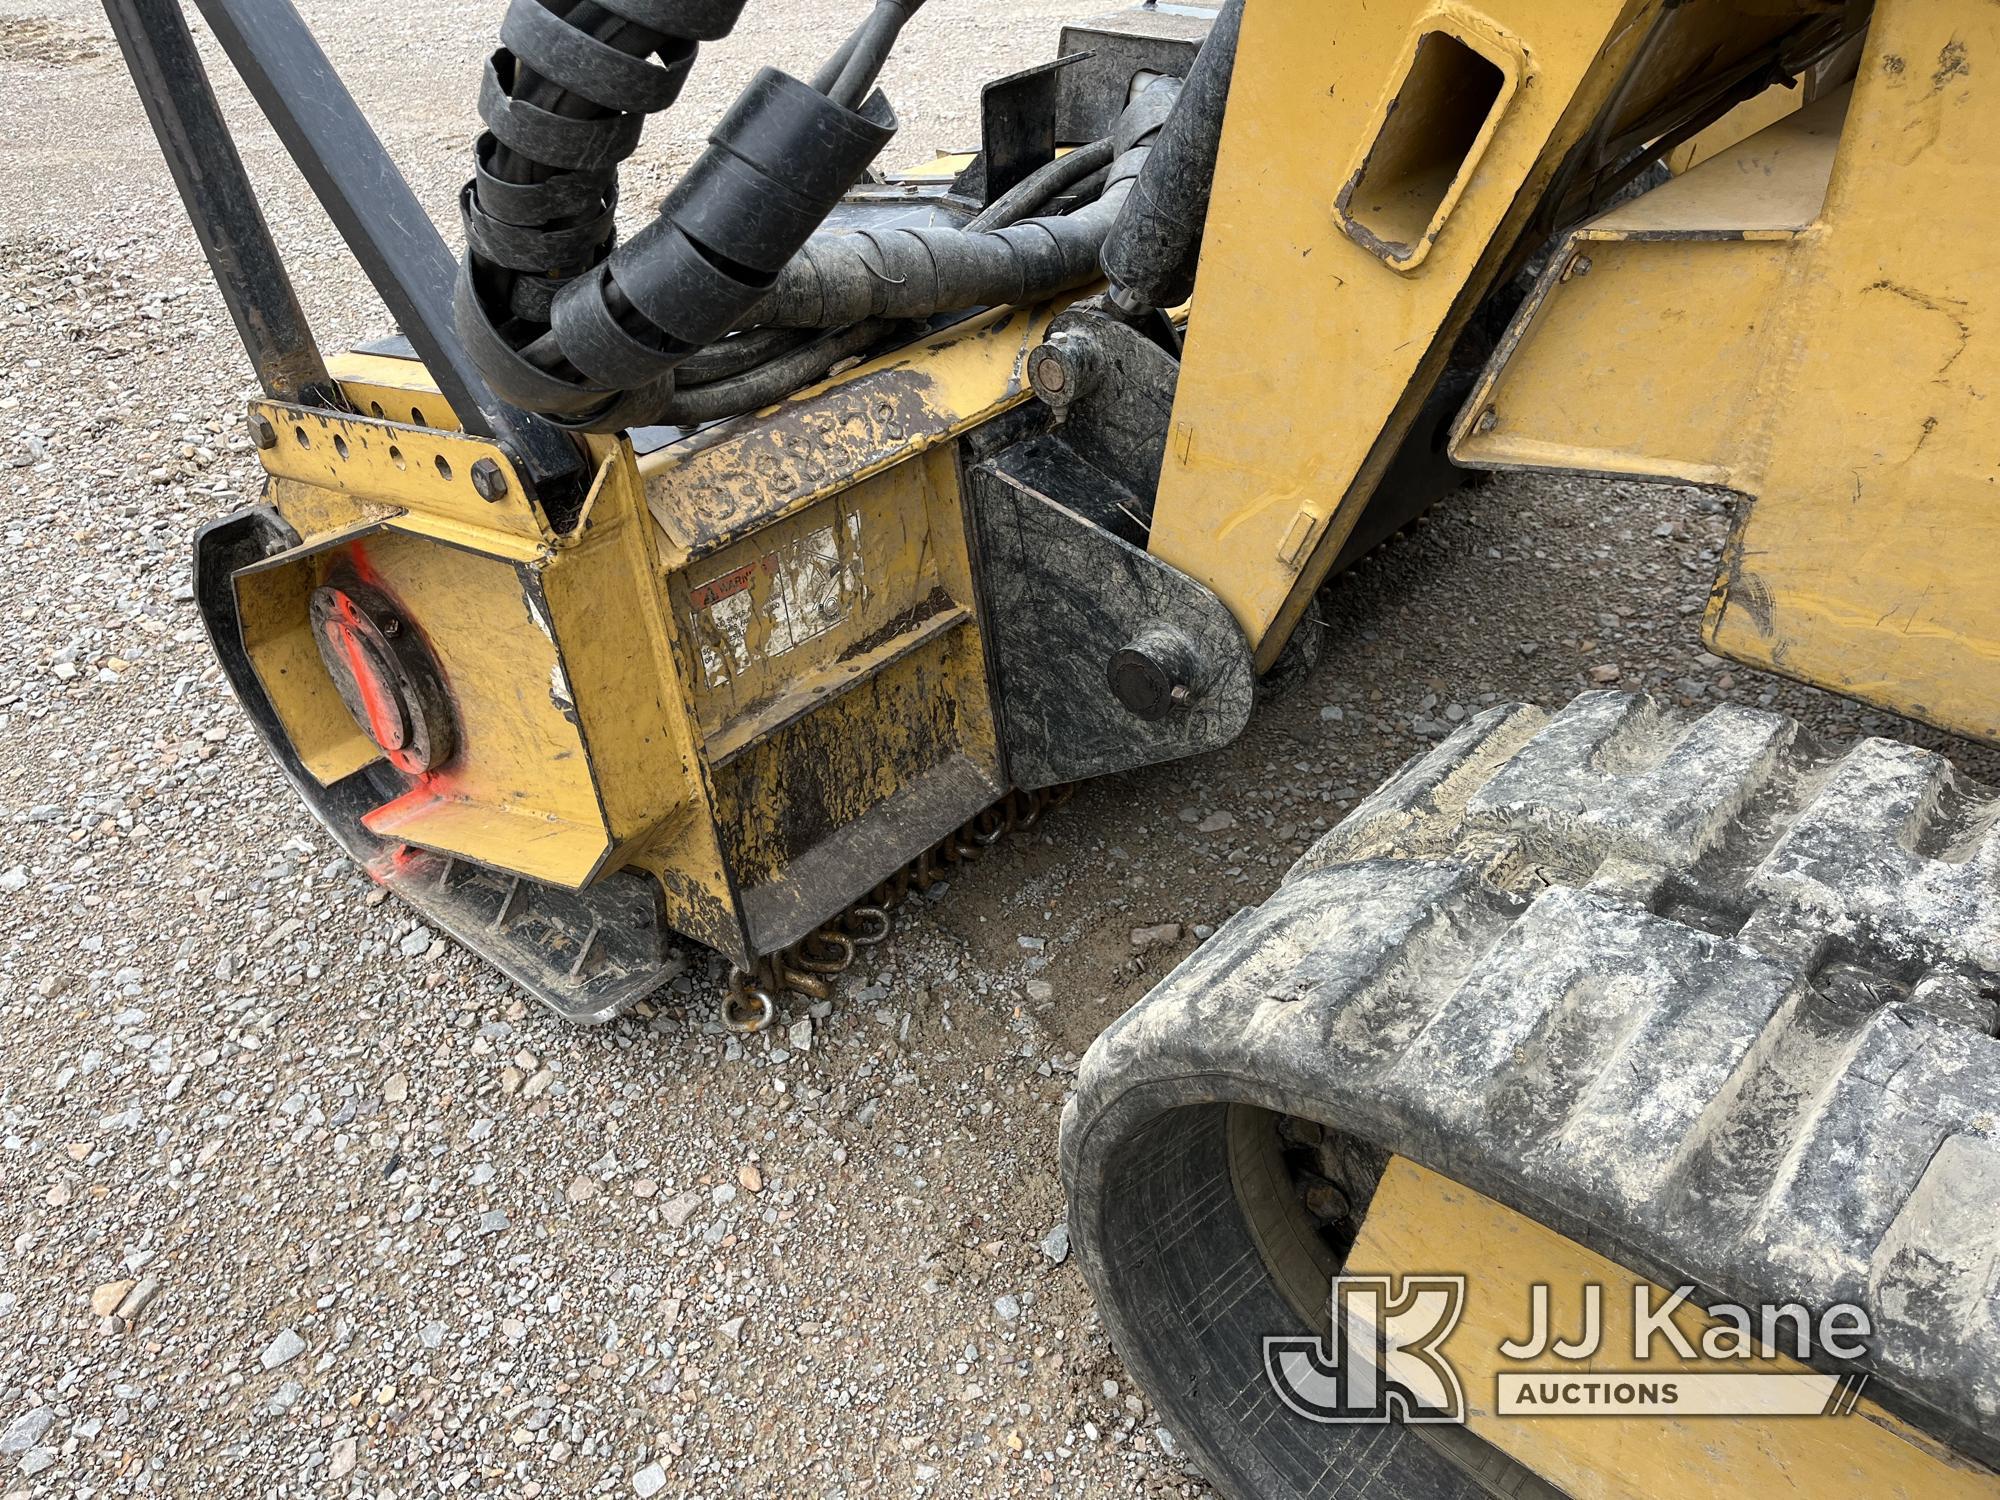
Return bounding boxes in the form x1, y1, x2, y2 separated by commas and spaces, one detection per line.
1, 2, 1994, 1497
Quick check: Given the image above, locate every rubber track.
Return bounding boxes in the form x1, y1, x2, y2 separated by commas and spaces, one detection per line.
1063, 691, 2000, 1482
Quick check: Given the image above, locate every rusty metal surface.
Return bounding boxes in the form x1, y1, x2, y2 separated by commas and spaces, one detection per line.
639, 307, 1053, 562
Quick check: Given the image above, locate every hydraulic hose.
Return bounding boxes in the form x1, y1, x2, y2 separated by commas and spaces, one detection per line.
676, 326, 817, 384
1099, 0, 1243, 313
653, 319, 904, 425
745, 77, 1180, 331
456, 0, 923, 430
966, 135, 1117, 233
456, 0, 1182, 431
823, 0, 922, 107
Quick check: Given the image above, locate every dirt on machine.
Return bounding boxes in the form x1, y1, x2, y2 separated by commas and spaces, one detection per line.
104, 0, 2000, 1495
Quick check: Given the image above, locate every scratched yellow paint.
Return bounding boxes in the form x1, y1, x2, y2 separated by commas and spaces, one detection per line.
673, 448, 938, 734
237, 302, 1023, 961
321, 351, 458, 431
1707, 0, 2000, 743
251, 398, 557, 547
638, 301, 1058, 560
1444, 0, 2000, 745
350, 529, 607, 877
698, 440, 1003, 937
535, 448, 697, 876
1349, 1159, 1999, 1499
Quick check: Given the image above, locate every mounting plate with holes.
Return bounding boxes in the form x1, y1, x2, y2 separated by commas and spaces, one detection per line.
246, 400, 558, 542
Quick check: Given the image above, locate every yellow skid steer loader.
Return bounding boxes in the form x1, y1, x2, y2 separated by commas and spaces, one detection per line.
105, 0, 1999, 1493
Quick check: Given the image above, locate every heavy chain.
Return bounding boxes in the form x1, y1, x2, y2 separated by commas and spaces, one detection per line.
720, 784, 1075, 1033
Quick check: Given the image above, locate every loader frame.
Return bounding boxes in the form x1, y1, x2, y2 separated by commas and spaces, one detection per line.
110, 0, 2000, 1029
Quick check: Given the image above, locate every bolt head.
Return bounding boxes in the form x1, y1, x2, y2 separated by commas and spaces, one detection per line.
248, 412, 278, 450
469, 457, 509, 502
1108, 648, 1186, 721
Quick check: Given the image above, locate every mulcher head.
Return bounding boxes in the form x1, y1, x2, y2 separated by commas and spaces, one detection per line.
199, 292, 1254, 1020
121, 0, 1258, 1020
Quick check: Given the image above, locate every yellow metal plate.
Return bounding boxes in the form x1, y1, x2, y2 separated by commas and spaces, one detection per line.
250, 401, 554, 546
1351, 1158, 1997, 1499
232, 521, 382, 787
1706, 0, 2000, 742
1436, 0, 2000, 744
1149, 0, 1661, 666
1448, 93, 1847, 487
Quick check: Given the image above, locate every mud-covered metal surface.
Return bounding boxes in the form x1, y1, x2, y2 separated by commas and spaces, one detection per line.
719, 643, 1004, 956
1064, 691, 2000, 1494
737, 751, 1008, 958
971, 445, 1253, 788
640, 306, 1052, 561
1027, 304, 1180, 499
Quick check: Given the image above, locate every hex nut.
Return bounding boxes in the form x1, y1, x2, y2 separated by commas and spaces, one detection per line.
469, 458, 509, 502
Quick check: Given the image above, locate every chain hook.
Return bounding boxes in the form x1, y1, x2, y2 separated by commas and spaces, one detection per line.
721, 972, 778, 1034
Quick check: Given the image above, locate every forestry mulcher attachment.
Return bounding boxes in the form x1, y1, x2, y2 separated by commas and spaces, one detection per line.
109, 0, 1998, 1494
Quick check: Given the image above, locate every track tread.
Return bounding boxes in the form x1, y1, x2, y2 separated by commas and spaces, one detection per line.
1064, 692, 2000, 1482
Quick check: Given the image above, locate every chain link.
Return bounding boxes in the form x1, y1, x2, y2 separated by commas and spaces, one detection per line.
719, 784, 1073, 1033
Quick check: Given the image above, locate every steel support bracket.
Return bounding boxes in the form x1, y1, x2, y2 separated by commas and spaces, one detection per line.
971, 447, 1254, 789
102, 0, 587, 510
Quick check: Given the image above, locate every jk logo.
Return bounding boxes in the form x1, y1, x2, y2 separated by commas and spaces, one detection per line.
1265, 1275, 1468, 1424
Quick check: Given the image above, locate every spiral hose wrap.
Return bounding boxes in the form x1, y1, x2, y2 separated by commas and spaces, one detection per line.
457, 0, 1202, 435
457, 0, 906, 429
747, 78, 1178, 330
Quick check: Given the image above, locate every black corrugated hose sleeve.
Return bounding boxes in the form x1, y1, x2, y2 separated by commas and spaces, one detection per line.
1098, 0, 1243, 311
745, 76, 1181, 331
455, 0, 920, 430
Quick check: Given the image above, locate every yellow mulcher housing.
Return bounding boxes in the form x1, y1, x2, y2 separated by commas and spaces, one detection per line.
218, 306, 1059, 1020
112, 0, 1997, 1494
122, 0, 1286, 1022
